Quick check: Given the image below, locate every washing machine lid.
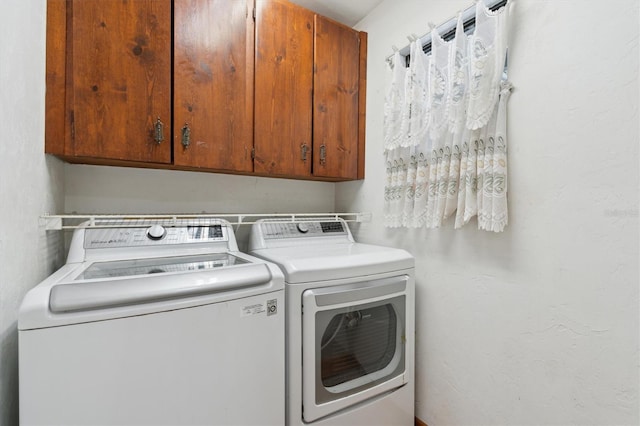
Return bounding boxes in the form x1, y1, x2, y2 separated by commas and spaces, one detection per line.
50, 254, 271, 313
74, 253, 249, 280
19, 252, 284, 330
251, 243, 414, 283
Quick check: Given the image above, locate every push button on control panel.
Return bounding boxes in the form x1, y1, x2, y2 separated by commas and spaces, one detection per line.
146, 224, 167, 241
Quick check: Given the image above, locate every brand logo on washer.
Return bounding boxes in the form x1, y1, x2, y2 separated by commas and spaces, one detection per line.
267, 299, 277, 316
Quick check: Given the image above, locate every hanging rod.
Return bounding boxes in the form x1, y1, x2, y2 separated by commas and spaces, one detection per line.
40, 212, 373, 231
385, 0, 508, 67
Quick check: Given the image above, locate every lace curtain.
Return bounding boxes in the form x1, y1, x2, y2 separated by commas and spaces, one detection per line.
383, 1, 512, 232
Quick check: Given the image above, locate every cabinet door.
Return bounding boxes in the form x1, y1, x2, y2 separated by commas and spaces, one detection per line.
173, 0, 254, 172
45, 0, 67, 156
254, 0, 314, 178
69, 0, 171, 163
313, 15, 360, 179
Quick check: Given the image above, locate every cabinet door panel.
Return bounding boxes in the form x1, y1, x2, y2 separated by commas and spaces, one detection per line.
254, 0, 313, 177
313, 15, 360, 179
174, 0, 254, 171
45, 0, 67, 156
70, 0, 171, 163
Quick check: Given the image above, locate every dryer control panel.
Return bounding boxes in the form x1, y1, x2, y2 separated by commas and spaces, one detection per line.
249, 219, 355, 250
261, 221, 347, 240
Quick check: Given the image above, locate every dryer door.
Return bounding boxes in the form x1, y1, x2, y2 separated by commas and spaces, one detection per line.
301, 275, 409, 422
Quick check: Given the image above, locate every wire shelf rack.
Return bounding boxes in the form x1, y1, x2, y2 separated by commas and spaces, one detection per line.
40, 212, 373, 231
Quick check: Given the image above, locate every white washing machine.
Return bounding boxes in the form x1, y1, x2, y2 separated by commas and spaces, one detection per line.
19, 219, 285, 426
249, 218, 415, 426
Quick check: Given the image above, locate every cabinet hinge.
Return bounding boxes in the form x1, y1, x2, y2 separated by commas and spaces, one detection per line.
252, 7, 256, 20
251, 148, 256, 160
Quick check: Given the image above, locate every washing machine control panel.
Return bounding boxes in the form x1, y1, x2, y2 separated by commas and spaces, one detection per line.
261, 221, 346, 239
84, 224, 228, 248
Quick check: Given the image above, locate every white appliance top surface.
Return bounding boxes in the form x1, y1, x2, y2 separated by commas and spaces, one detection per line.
250, 242, 414, 283
249, 219, 414, 283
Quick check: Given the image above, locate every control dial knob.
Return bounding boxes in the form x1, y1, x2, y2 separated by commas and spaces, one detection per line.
146, 224, 167, 241
296, 223, 309, 234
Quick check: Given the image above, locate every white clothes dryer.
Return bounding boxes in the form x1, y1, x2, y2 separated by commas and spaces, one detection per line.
249, 219, 415, 426
19, 219, 285, 426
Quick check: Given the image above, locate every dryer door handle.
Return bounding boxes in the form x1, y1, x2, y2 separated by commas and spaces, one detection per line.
306, 276, 408, 307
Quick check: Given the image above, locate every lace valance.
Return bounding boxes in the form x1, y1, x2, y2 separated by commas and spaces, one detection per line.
383, 0, 512, 232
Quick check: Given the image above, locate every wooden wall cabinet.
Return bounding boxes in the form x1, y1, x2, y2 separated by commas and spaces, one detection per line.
46, 0, 366, 181
254, 0, 366, 180
46, 0, 172, 164
254, 0, 314, 178
313, 14, 363, 180
173, 0, 254, 173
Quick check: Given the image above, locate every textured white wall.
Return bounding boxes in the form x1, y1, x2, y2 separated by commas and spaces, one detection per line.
64, 165, 335, 216
0, 1, 66, 425
3, 0, 638, 425
339, 0, 640, 425
64, 165, 336, 251
0, 2, 334, 424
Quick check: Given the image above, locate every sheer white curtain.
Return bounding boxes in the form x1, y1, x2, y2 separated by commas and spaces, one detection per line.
383, 0, 512, 232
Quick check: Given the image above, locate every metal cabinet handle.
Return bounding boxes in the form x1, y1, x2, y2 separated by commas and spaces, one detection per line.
319, 144, 326, 165
154, 117, 164, 144
300, 143, 308, 161
181, 123, 191, 148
